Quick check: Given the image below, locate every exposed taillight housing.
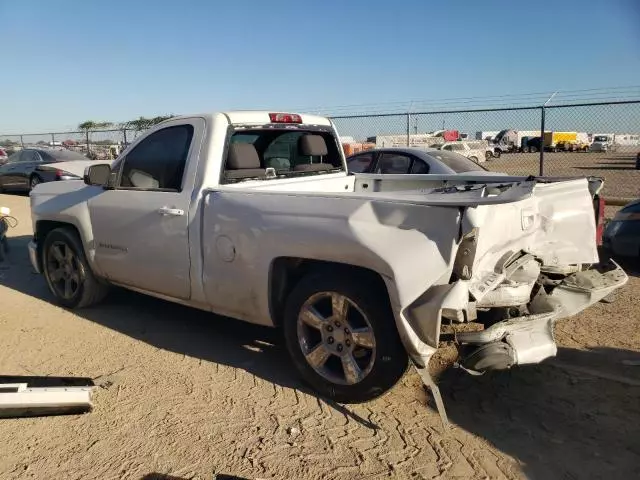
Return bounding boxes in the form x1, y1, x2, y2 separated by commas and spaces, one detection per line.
269, 112, 302, 124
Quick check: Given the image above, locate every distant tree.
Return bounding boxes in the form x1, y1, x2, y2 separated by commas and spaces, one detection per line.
0, 139, 18, 147
123, 114, 175, 137
78, 121, 112, 132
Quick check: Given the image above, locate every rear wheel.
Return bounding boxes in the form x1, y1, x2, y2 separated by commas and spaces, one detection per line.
485, 151, 492, 161
42, 228, 109, 308
283, 271, 408, 403
29, 175, 41, 191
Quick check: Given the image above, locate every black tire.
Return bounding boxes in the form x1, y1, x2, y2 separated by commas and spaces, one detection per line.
493, 150, 501, 158
485, 151, 492, 161
30, 175, 41, 191
42, 227, 109, 308
0, 238, 6, 262
283, 270, 408, 403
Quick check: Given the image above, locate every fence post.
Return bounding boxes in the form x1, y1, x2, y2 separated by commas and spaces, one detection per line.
20, 135, 24, 148
123, 128, 128, 146
51, 133, 55, 146
406, 112, 410, 146
86, 130, 90, 155
539, 106, 545, 176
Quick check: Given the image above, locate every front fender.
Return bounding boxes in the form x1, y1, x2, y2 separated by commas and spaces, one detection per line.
30, 182, 103, 276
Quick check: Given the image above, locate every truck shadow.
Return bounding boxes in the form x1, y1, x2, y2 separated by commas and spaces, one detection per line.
2, 233, 640, 477
427, 346, 640, 480
0, 234, 377, 429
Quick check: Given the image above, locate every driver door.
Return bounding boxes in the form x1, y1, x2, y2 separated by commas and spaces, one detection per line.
87, 120, 203, 300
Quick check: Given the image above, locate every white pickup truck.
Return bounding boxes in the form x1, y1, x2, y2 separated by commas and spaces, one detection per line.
28, 111, 627, 405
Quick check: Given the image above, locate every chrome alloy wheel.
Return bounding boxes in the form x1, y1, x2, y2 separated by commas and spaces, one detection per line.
46, 241, 81, 300
296, 291, 376, 386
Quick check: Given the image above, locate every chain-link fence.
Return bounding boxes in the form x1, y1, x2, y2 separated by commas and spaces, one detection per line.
2, 100, 639, 199
332, 100, 640, 200
0, 128, 140, 160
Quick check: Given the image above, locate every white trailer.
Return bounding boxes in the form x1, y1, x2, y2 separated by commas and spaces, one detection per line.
367, 134, 445, 148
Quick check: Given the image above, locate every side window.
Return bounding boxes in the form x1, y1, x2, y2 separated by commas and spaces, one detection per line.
5, 152, 22, 164
376, 153, 411, 174
118, 125, 194, 191
347, 152, 374, 173
21, 151, 37, 162
410, 159, 429, 174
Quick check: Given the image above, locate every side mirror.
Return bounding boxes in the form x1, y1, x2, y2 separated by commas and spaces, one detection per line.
84, 164, 112, 186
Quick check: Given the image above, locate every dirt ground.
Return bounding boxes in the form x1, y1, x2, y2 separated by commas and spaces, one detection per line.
1, 193, 639, 480
485, 151, 639, 199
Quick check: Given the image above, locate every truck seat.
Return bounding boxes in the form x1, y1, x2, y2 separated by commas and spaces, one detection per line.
225, 143, 266, 180
294, 134, 333, 172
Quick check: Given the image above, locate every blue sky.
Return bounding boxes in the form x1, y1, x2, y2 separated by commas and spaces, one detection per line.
1, 0, 639, 133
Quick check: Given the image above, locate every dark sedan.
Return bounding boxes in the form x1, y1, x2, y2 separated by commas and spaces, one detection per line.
0, 148, 88, 192
603, 198, 640, 258
346, 147, 502, 175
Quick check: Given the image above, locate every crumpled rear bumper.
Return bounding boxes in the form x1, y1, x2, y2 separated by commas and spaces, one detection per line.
456, 261, 628, 369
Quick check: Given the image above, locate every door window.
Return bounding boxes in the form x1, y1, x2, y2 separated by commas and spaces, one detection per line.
5, 152, 22, 164
376, 153, 411, 174
410, 159, 430, 174
347, 152, 374, 173
21, 150, 38, 162
117, 125, 194, 191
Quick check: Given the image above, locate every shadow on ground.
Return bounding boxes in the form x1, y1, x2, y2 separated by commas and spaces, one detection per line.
424, 346, 640, 479
3, 233, 640, 478
0, 234, 377, 429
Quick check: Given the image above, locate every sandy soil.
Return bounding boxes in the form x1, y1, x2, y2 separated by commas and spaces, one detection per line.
1, 193, 639, 480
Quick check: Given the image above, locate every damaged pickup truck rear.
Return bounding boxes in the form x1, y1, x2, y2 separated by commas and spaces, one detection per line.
28, 111, 627, 404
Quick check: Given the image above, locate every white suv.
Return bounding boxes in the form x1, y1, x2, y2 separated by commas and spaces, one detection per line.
440, 140, 488, 163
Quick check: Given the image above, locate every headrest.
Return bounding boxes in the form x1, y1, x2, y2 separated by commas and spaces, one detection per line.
298, 134, 328, 156
228, 143, 260, 169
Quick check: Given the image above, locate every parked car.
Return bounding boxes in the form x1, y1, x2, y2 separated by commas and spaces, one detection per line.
0, 148, 8, 165
28, 111, 626, 406
0, 148, 89, 192
438, 141, 487, 163
603, 198, 640, 258
346, 147, 502, 175
484, 143, 502, 159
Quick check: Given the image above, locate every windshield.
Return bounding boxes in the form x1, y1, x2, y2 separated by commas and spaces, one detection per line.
593, 135, 609, 142
426, 150, 488, 173
224, 127, 343, 182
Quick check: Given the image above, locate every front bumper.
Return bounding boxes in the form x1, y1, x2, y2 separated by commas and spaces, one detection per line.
456, 261, 628, 369
28, 240, 41, 274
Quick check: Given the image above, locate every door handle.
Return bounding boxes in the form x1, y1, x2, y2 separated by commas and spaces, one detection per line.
157, 207, 185, 216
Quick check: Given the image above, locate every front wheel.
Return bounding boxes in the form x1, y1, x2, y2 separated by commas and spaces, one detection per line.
493, 150, 501, 158
283, 271, 408, 403
42, 228, 109, 308
485, 151, 492, 161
